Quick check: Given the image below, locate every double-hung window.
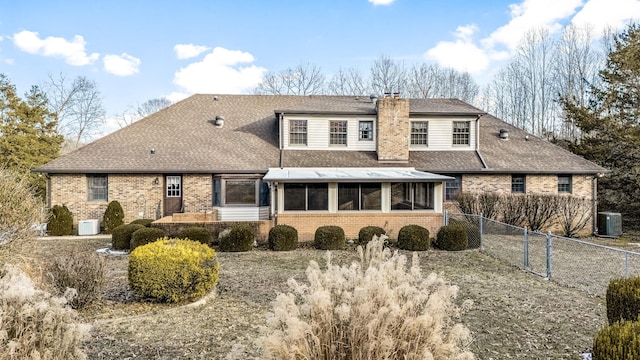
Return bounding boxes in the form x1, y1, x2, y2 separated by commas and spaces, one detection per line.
289, 120, 307, 145
558, 175, 572, 193
453, 121, 470, 145
359, 121, 373, 141
410, 121, 428, 146
444, 175, 462, 201
87, 175, 108, 201
330, 120, 347, 145
511, 175, 526, 193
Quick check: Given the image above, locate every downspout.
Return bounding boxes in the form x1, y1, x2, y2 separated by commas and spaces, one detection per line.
279, 112, 284, 168
475, 114, 489, 169
592, 174, 600, 235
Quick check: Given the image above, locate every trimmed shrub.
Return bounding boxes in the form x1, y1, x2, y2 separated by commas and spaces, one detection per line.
103, 200, 125, 234
219, 223, 255, 252
260, 235, 474, 359
47, 204, 73, 236
47, 252, 105, 309
1, 264, 89, 359
268, 224, 298, 251
606, 276, 640, 324
130, 218, 154, 227
177, 226, 212, 246
112, 224, 145, 250
358, 225, 386, 246
314, 225, 345, 250
449, 219, 481, 249
593, 320, 640, 359
397, 225, 430, 251
131, 227, 166, 250
128, 238, 219, 303
436, 224, 469, 251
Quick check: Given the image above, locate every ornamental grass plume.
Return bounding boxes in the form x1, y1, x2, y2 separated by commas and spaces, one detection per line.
0, 264, 90, 359
260, 235, 475, 360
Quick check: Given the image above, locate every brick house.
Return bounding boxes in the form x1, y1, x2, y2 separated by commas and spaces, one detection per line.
36, 94, 605, 240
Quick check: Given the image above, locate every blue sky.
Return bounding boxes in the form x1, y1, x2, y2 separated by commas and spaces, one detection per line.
1, 0, 639, 131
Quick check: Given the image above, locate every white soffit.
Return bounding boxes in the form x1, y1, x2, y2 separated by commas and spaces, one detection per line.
263, 167, 454, 182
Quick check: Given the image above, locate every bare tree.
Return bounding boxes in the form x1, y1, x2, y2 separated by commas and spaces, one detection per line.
255, 62, 326, 95
43, 73, 106, 148
557, 196, 593, 237
370, 55, 407, 96
407, 63, 479, 103
135, 97, 171, 119
327, 68, 370, 95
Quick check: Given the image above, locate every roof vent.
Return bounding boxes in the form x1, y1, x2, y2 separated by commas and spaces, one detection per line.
214, 115, 224, 127
213, 96, 218, 101
370, 94, 378, 104
499, 129, 509, 140
150, 148, 155, 154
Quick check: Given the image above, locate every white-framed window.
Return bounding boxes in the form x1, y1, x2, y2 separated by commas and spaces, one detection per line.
444, 175, 462, 201
390, 182, 434, 210
166, 176, 181, 197
87, 175, 107, 201
453, 121, 471, 145
359, 121, 373, 141
338, 183, 381, 210
511, 175, 526, 193
289, 120, 307, 145
558, 175, 572, 193
411, 121, 428, 146
283, 183, 328, 211
330, 120, 347, 145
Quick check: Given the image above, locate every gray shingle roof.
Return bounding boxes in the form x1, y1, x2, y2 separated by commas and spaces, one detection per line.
36, 94, 605, 175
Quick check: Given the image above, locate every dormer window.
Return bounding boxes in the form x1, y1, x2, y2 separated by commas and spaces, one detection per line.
330, 120, 347, 145
453, 121, 470, 145
289, 120, 307, 145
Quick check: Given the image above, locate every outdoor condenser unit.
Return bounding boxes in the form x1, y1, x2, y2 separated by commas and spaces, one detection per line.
78, 219, 100, 236
597, 212, 622, 237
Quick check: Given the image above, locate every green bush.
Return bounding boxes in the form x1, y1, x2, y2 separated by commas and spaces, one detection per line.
314, 225, 345, 250
112, 224, 145, 250
593, 320, 640, 360
128, 238, 219, 303
358, 226, 386, 246
268, 225, 298, 251
130, 218, 154, 227
47, 252, 105, 309
397, 225, 430, 251
177, 226, 212, 246
219, 223, 255, 252
449, 218, 481, 249
130, 227, 166, 250
606, 276, 640, 324
47, 204, 74, 236
103, 200, 125, 234
436, 224, 469, 251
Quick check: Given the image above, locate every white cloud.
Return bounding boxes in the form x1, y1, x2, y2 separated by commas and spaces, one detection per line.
103, 53, 141, 76
12, 30, 99, 66
572, 0, 640, 34
165, 91, 190, 103
369, 0, 396, 5
173, 47, 266, 94
4, 58, 14, 65
174, 44, 210, 59
482, 0, 583, 50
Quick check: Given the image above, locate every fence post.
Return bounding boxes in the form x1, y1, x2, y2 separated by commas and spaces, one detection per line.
625, 252, 629, 278
523, 226, 529, 270
546, 232, 552, 280
443, 210, 448, 226
479, 212, 484, 251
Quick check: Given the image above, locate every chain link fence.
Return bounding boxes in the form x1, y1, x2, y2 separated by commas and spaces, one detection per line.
446, 212, 640, 296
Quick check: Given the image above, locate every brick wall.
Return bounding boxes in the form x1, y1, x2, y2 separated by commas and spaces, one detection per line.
277, 212, 443, 242
376, 97, 410, 162
183, 174, 212, 213
460, 174, 593, 200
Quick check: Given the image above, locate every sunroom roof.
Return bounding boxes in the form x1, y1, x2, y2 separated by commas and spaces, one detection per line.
263, 167, 454, 182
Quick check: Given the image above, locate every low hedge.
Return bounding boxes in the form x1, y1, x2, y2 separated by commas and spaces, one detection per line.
130, 227, 166, 250
268, 225, 298, 251
593, 320, 640, 359
128, 238, 219, 303
130, 218, 154, 227
358, 226, 386, 246
314, 226, 345, 250
177, 227, 212, 246
112, 224, 145, 250
435, 224, 468, 251
397, 225, 430, 251
219, 223, 255, 252
47, 205, 73, 236
606, 276, 640, 324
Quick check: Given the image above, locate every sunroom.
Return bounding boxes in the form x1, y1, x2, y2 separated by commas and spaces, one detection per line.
263, 168, 453, 216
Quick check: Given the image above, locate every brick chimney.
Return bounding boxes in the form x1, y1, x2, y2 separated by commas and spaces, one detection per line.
376, 94, 410, 162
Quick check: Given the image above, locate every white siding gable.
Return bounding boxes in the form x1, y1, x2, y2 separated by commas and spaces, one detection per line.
283, 115, 377, 151
409, 117, 477, 151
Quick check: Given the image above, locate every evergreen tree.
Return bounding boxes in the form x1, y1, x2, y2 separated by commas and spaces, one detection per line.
0, 74, 63, 199
561, 24, 640, 226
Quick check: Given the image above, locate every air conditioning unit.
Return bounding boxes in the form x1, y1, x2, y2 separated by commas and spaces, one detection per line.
597, 212, 622, 237
78, 219, 100, 236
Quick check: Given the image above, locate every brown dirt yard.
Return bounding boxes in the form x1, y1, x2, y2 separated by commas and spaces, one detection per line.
3, 237, 605, 360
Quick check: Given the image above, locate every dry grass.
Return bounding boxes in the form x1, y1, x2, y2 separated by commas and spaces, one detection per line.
1, 237, 606, 359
